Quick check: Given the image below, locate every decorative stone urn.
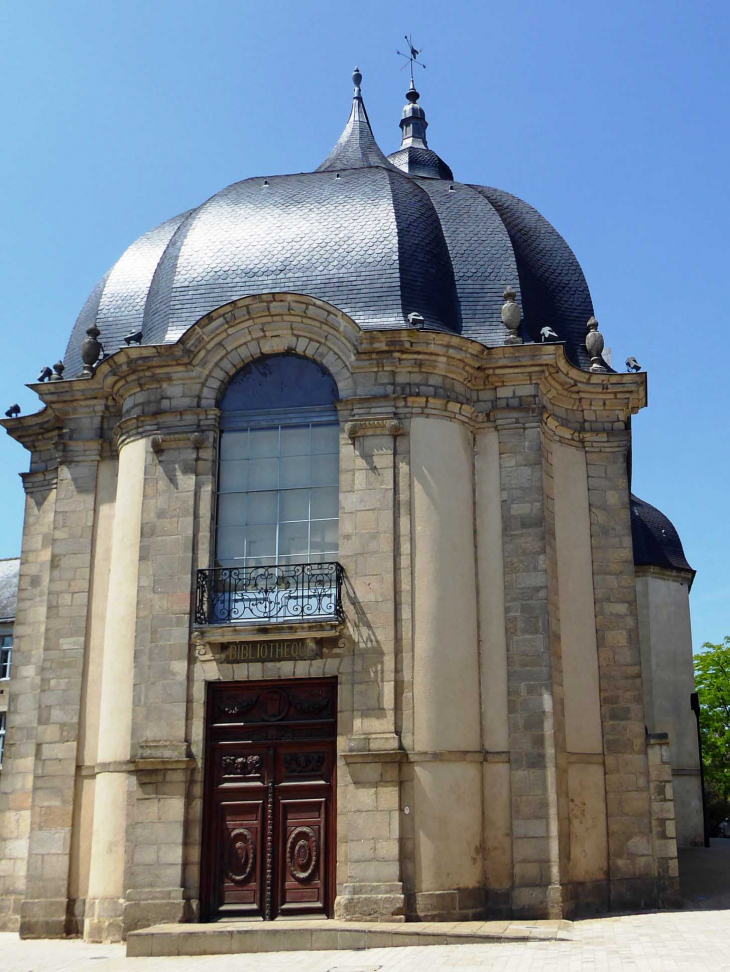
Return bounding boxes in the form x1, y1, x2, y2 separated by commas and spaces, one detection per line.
501, 286, 522, 344
585, 317, 608, 373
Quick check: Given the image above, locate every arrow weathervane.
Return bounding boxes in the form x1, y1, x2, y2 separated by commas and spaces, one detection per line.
397, 34, 426, 83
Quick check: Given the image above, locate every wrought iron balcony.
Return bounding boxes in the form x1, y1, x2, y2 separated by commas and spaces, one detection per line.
195, 562, 344, 626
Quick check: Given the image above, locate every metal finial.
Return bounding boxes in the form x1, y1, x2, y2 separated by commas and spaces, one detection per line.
50, 361, 65, 382
397, 34, 426, 84
352, 66, 362, 92
406, 78, 420, 103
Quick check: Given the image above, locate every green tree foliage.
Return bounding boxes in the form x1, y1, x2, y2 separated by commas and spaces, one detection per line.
695, 637, 730, 802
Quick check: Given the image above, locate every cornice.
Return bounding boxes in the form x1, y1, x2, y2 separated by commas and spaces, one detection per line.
4, 301, 647, 456
634, 563, 695, 589
114, 408, 219, 451
542, 412, 631, 452
0, 406, 62, 451
20, 468, 58, 494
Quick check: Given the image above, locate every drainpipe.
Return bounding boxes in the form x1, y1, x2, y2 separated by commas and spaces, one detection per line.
690, 692, 710, 848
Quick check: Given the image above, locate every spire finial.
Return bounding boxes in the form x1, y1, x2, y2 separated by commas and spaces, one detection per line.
316, 64, 397, 172
352, 66, 362, 96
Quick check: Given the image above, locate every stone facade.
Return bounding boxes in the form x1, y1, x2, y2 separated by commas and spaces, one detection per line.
0, 292, 685, 941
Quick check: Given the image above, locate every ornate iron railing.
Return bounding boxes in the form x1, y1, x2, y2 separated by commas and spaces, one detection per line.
195, 562, 344, 626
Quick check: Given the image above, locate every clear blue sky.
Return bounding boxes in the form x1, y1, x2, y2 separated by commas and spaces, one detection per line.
1, 0, 728, 650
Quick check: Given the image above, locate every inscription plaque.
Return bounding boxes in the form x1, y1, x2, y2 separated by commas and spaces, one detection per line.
220, 640, 323, 663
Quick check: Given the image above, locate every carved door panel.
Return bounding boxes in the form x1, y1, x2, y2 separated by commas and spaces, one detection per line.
202, 678, 336, 921
277, 796, 328, 916
209, 743, 269, 918
275, 743, 334, 917
218, 799, 264, 915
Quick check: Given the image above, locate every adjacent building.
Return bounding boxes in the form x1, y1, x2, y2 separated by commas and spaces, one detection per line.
0, 69, 700, 942
0, 558, 20, 770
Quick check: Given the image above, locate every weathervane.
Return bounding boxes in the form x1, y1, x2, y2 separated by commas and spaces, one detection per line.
397, 34, 426, 83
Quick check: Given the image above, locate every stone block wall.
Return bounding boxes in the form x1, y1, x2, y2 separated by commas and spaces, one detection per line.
646, 734, 681, 908
586, 438, 656, 908
0, 477, 56, 932
0, 293, 677, 935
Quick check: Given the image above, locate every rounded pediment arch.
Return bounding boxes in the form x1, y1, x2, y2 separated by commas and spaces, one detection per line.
177, 293, 360, 407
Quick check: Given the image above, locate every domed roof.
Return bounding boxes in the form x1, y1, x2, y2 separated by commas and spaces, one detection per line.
64, 71, 595, 377
630, 494, 694, 576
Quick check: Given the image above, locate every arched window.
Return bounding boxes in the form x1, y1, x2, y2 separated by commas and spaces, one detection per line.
215, 354, 340, 570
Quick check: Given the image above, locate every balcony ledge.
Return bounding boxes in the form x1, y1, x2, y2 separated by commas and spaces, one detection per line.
192, 619, 343, 644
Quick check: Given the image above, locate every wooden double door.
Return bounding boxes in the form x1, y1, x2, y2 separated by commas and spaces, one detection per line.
202, 678, 337, 921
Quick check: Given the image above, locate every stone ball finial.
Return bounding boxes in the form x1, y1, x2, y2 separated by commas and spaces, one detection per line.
585, 317, 607, 373
501, 286, 522, 345
50, 361, 65, 382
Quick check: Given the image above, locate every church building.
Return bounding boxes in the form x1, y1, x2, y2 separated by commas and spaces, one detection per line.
0, 68, 700, 942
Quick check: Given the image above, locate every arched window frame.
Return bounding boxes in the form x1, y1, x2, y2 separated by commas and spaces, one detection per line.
214, 355, 341, 571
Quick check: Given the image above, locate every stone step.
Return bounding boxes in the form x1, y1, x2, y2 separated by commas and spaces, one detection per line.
127, 918, 574, 956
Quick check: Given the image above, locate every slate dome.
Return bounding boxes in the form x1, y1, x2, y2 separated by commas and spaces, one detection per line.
64, 70, 595, 377
630, 495, 694, 577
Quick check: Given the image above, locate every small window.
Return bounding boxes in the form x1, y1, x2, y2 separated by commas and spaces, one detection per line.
0, 635, 11, 681
0, 712, 5, 765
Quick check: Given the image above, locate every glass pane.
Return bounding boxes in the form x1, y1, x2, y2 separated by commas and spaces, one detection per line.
310, 519, 338, 554
280, 488, 309, 522
220, 430, 248, 461
246, 555, 277, 568
280, 455, 310, 489
246, 524, 276, 560
249, 427, 279, 458
311, 454, 338, 487
278, 521, 309, 558
219, 459, 248, 493
312, 424, 339, 455
247, 491, 278, 525
248, 457, 278, 490
217, 493, 247, 527
311, 486, 338, 519
280, 426, 311, 457
216, 525, 247, 561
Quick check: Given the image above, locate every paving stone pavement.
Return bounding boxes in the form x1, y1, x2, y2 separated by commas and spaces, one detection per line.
2, 910, 730, 972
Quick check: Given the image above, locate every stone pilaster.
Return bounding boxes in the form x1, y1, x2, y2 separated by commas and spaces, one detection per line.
586, 436, 655, 909
496, 408, 562, 918
0, 473, 56, 932
335, 417, 405, 921
408, 409, 482, 921
20, 454, 101, 938
122, 431, 206, 935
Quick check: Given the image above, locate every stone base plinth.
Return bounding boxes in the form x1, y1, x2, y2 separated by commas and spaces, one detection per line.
123, 887, 188, 938
19, 897, 70, 939
335, 882, 405, 921
407, 887, 487, 922
83, 896, 124, 943
0, 893, 22, 933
